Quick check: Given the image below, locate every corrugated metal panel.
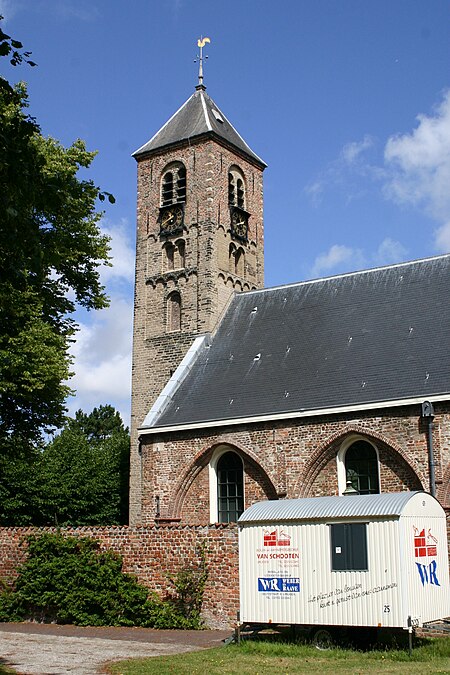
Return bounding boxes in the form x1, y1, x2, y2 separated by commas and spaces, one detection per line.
239, 519, 403, 627
401, 513, 450, 625
239, 492, 420, 523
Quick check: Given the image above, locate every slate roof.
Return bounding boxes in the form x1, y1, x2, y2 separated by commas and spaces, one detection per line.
133, 86, 266, 168
142, 254, 450, 431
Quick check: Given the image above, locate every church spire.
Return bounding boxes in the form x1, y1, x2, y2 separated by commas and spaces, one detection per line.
195, 36, 210, 90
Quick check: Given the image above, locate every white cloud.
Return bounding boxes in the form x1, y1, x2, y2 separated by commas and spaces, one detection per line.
66, 220, 135, 427
311, 244, 365, 277
311, 237, 408, 278
305, 134, 377, 206
384, 90, 450, 250
435, 221, 450, 253
342, 135, 374, 164
67, 295, 133, 427
99, 219, 135, 285
373, 238, 408, 266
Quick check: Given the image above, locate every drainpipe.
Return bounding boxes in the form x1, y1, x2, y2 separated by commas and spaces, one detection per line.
421, 401, 436, 497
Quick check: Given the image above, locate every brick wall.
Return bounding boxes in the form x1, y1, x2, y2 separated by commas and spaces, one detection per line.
1, 515, 448, 630
130, 134, 265, 525
0, 524, 239, 629
138, 404, 450, 525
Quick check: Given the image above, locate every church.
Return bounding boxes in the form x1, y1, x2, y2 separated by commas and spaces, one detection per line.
128, 60, 450, 619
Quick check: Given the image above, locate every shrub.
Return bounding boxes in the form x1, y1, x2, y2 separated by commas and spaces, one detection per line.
0, 533, 204, 628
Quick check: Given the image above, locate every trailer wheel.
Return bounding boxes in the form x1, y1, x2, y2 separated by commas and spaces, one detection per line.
311, 627, 334, 650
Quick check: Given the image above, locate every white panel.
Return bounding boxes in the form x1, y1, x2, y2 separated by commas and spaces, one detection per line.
400, 513, 450, 626
240, 518, 405, 628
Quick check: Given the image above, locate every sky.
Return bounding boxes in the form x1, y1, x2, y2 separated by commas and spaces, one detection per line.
1, 0, 449, 428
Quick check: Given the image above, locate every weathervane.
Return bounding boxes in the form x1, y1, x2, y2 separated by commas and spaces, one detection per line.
194, 36, 211, 87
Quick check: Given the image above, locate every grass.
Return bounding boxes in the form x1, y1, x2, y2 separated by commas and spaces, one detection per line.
106, 635, 450, 674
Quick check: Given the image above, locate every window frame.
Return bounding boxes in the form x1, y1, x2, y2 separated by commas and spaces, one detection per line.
160, 162, 187, 207
336, 435, 380, 496
329, 522, 369, 572
209, 446, 245, 523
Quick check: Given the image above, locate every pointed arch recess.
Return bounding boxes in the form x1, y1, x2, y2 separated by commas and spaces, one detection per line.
296, 425, 424, 498
171, 441, 277, 519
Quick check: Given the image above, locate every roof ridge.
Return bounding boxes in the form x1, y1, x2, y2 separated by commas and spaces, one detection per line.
243, 252, 450, 297
203, 92, 267, 167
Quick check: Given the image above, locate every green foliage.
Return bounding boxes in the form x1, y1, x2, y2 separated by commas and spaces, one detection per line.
37, 407, 130, 526
0, 533, 206, 629
0, 405, 129, 526
166, 541, 209, 626
0, 18, 113, 450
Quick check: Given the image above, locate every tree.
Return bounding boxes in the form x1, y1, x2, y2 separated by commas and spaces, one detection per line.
0, 18, 114, 452
0, 405, 130, 526
36, 405, 130, 526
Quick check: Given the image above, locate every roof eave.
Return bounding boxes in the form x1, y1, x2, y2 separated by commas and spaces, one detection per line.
132, 131, 267, 169
138, 391, 450, 436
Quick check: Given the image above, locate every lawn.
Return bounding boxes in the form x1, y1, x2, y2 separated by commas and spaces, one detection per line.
106, 636, 450, 674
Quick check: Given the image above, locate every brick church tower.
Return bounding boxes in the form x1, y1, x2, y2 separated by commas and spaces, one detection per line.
129, 71, 267, 524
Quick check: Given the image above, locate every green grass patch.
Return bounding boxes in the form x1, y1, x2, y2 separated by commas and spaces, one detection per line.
106, 636, 450, 674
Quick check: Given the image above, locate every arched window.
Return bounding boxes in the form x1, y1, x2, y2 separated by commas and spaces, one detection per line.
167, 291, 181, 332
228, 166, 245, 209
345, 440, 380, 495
229, 243, 236, 273
164, 242, 175, 271
228, 243, 245, 277
161, 162, 186, 206
217, 451, 244, 523
173, 239, 185, 269
234, 248, 245, 277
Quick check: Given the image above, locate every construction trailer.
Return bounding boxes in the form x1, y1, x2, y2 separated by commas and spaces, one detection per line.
238, 492, 450, 644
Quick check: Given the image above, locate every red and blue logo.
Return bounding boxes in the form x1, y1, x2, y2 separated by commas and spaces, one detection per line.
414, 527, 440, 587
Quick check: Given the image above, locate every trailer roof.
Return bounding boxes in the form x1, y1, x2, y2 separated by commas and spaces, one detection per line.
238, 491, 423, 523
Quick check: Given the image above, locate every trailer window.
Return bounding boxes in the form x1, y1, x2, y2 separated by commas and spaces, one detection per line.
330, 523, 368, 571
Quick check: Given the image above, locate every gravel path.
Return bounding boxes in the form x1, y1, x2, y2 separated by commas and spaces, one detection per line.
0, 624, 231, 674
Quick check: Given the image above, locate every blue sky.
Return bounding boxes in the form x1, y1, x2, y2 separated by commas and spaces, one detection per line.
1, 0, 449, 427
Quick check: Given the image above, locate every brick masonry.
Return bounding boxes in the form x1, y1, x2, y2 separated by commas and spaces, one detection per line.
0, 513, 448, 629
138, 404, 450, 525
0, 524, 239, 629
130, 133, 265, 525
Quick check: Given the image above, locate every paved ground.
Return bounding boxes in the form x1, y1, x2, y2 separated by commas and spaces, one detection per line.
0, 623, 232, 674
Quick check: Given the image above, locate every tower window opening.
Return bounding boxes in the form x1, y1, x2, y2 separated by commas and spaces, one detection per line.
237, 179, 244, 208
228, 173, 235, 205
162, 172, 174, 206
177, 166, 186, 202
161, 162, 187, 206
228, 166, 246, 209
164, 242, 175, 271
174, 239, 185, 269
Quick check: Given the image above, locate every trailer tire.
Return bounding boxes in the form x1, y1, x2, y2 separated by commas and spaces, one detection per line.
311, 627, 334, 650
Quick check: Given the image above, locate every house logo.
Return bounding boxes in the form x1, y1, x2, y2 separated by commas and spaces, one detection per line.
263, 529, 291, 547
413, 527, 440, 587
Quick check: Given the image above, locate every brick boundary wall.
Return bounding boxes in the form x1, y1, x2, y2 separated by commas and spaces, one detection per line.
1, 513, 449, 630
0, 525, 239, 629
